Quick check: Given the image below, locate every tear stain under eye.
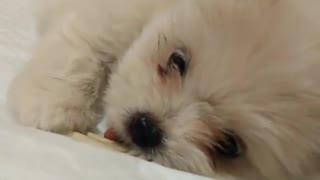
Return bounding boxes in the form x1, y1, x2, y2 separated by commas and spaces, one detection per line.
158, 64, 167, 78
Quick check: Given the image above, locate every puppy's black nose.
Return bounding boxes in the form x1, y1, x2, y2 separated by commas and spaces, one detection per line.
128, 112, 162, 149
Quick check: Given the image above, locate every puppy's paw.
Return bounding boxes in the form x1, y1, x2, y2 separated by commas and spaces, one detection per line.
8, 87, 99, 134
19, 104, 94, 134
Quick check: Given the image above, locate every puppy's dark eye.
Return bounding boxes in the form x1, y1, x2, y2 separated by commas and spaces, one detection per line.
168, 49, 189, 76
215, 131, 244, 159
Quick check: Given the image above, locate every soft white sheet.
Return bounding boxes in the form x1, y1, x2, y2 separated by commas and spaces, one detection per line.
0, 0, 212, 179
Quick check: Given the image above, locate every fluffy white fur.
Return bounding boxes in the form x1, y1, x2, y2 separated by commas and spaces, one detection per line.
7, 0, 320, 179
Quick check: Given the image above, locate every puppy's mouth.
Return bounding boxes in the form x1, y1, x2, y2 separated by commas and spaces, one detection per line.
103, 127, 163, 161
104, 128, 119, 141
104, 128, 134, 153
104, 128, 129, 148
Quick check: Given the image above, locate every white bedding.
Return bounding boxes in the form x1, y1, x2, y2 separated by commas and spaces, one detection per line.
0, 0, 212, 179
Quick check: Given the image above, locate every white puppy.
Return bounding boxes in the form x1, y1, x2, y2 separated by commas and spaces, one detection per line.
7, 0, 320, 179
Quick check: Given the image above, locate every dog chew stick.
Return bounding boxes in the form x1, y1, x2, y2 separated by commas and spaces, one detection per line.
69, 132, 126, 152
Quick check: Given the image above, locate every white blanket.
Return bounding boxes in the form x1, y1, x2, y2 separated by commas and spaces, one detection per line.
0, 0, 212, 179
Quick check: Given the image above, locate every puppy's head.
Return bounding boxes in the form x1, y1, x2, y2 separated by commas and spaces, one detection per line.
105, 0, 320, 179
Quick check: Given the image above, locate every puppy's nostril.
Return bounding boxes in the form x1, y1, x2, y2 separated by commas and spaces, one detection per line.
128, 112, 162, 149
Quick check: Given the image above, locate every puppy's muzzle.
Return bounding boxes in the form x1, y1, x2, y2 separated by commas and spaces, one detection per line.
128, 112, 163, 149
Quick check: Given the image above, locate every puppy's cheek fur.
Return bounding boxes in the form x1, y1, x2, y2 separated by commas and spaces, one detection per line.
182, 120, 250, 177
182, 121, 219, 169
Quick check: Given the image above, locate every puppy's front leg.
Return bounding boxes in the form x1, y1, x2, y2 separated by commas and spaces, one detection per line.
8, 25, 114, 133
